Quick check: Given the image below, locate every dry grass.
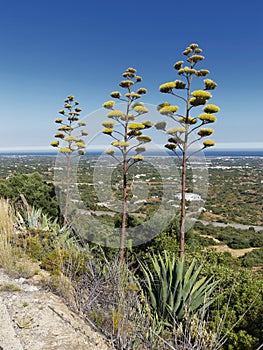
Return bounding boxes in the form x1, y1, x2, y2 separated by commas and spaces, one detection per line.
0, 198, 18, 274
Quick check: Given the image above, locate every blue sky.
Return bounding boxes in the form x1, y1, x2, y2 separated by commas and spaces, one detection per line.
0, 0, 262, 151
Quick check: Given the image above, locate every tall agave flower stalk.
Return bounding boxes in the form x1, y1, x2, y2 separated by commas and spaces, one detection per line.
51, 95, 88, 225
102, 67, 152, 264
156, 43, 220, 259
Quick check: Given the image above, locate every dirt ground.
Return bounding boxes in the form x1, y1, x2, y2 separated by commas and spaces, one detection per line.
0, 268, 112, 350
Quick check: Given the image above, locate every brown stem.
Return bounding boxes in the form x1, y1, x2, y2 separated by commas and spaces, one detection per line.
119, 91, 130, 265
179, 73, 192, 260
64, 152, 71, 226
119, 155, 127, 265
179, 138, 187, 261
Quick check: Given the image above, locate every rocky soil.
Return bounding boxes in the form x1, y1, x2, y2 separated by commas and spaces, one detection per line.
0, 268, 112, 350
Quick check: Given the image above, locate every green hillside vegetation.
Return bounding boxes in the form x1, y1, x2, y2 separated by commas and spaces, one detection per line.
0, 190, 263, 349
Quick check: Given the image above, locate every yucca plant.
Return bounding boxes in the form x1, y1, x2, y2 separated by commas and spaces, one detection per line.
139, 251, 218, 325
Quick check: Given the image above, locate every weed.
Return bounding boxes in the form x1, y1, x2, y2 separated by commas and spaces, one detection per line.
0, 283, 21, 292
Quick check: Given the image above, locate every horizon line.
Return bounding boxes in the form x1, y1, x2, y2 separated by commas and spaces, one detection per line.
0, 142, 263, 152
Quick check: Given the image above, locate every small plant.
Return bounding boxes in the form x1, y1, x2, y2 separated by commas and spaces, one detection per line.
16, 316, 32, 329
0, 283, 21, 292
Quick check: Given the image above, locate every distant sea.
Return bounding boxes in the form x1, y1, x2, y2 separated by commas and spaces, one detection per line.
0, 149, 262, 157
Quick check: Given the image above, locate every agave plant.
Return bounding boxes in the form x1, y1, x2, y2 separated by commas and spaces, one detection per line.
139, 251, 218, 325
16, 206, 59, 231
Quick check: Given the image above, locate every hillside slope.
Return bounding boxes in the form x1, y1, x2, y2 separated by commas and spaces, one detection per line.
0, 268, 111, 350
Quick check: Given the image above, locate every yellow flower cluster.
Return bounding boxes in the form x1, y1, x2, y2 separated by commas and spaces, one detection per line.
165, 143, 177, 150
132, 155, 144, 161
103, 100, 115, 109
107, 110, 125, 119
197, 70, 210, 77
157, 102, 170, 111
159, 82, 175, 93
106, 149, 115, 155
198, 114, 217, 123
133, 105, 148, 114
178, 67, 197, 75
167, 127, 186, 134
128, 123, 145, 130
132, 101, 144, 108
192, 90, 212, 99
168, 137, 177, 143
187, 55, 204, 63
137, 88, 147, 95
159, 105, 179, 115
203, 140, 215, 147
58, 125, 72, 131
76, 141, 86, 148
55, 133, 65, 138
142, 120, 153, 128
173, 61, 184, 70
127, 130, 142, 137
102, 120, 114, 128
190, 97, 207, 106
179, 117, 197, 124
50, 141, 59, 147
130, 92, 141, 99
204, 79, 217, 90
203, 104, 220, 113
136, 135, 152, 143
174, 80, 186, 89
183, 43, 202, 56
110, 91, 122, 98
77, 121, 86, 126
197, 128, 214, 137
59, 147, 71, 153
111, 141, 130, 147
102, 128, 114, 134
119, 80, 134, 88
64, 136, 78, 142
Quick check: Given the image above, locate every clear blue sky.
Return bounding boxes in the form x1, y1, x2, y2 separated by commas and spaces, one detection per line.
0, 0, 262, 151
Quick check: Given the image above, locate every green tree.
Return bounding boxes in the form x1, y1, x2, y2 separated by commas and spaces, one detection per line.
156, 43, 220, 259
0, 173, 59, 218
50, 95, 88, 225
102, 67, 152, 264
